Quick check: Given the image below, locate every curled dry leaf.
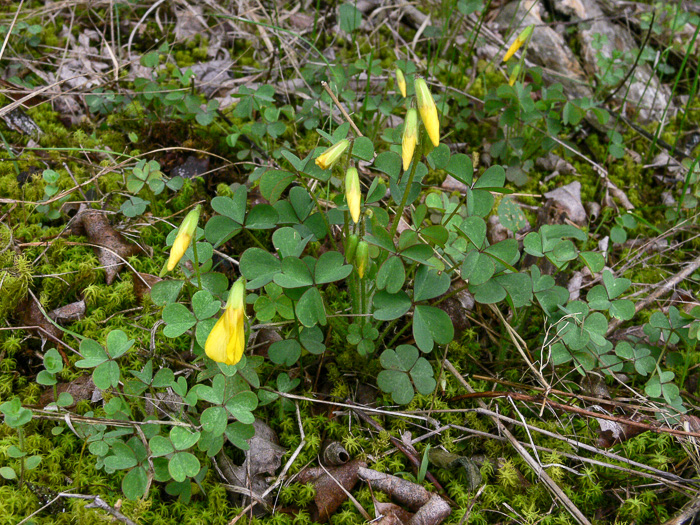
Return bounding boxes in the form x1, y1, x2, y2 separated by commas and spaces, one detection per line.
376, 512, 404, 525
358, 468, 451, 525
409, 495, 452, 525
70, 210, 141, 285
358, 467, 431, 511
296, 459, 364, 523
567, 271, 584, 302
48, 299, 86, 323
375, 501, 414, 525
441, 175, 467, 194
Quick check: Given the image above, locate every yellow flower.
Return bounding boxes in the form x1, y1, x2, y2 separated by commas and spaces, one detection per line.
315, 139, 349, 170
396, 69, 407, 97
345, 167, 361, 224
414, 78, 440, 147
503, 25, 533, 63
402, 108, 418, 171
166, 205, 200, 272
205, 278, 246, 366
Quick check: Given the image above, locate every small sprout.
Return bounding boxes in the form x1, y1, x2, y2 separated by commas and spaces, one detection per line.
395, 68, 407, 97
205, 278, 246, 366
414, 78, 440, 147
402, 108, 418, 171
167, 205, 200, 272
503, 25, 533, 62
314, 139, 349, 170
345, 167, 361, 224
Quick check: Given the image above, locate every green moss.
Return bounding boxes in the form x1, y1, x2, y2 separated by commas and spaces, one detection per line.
0, 237, 32, 320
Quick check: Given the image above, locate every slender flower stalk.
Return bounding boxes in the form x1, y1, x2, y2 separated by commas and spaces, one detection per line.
402, 108, 418, 171
166, 205, 200, 272
414, 78, 440, 147
205, 278, 246, 366
345, 167, 361, 224
315, 139, 349, 170
503, 25, 533, 62
395, 69, 407, 97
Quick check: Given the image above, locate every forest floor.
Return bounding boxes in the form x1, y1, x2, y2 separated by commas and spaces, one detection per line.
1, 0, 700, 524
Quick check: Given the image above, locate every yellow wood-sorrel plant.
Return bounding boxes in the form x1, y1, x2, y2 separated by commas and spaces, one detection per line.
14, 61, 695, 507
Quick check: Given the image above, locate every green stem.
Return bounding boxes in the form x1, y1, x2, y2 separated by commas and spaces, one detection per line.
377, 318, 401, 347
300, 178, 338, 251
244, 228, 268, 251
390, 139, 424, 238
191, 238, 203, 291
18, 427, 25, 487
387, 317, 414, 349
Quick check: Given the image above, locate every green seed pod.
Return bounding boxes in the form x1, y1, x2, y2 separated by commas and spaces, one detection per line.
355, 241, 369, 279
345, 234, 359, 264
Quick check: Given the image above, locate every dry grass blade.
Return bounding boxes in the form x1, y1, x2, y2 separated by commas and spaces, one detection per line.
444, 360, 592, 525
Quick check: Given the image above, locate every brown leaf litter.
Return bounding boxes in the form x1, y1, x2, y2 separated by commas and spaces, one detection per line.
69, 209, 142, 285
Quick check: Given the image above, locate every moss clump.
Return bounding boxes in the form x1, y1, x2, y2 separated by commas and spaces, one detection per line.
0, 227, 32, 320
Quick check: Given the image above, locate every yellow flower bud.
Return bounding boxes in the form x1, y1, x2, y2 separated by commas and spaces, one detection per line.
414, 78, 440, 147
503, 25, 533, 63
205, 278, 246, 366
315, 139, 350, 170
508, 63, 521, 86
396, 68, 407, 97
166, 205, 201, 272
402, 108, 418, 171
345, 167, 361, 224
355, 241, 369, 279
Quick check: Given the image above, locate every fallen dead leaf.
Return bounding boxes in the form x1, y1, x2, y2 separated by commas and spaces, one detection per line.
543, 181, 587, 227
358, 468, 451, 525
38, 374, 95, 408
48, 299, 86, 324
217, 419, 286, 509
70, 209, 141, 285
296, 459, 364, 522
19, 297, 63, 348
